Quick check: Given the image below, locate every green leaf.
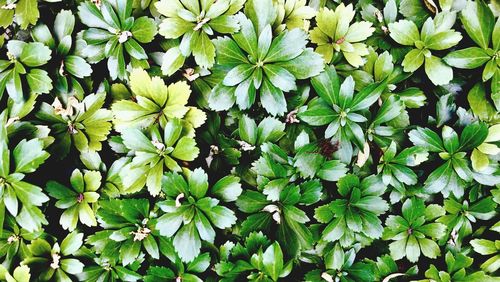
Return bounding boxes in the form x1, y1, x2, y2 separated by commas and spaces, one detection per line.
262, 242, 283, 281
442, 126, 459, 153
405, 235, 420, 262
64, 56, 92, 78
232, 13, 258, 58
192, 32, 216, 69
244, 0, 276, 36
470, 239, 497, 255
263, 64, 296, 92
208, 206, 237, 229
239, 115, 257, 145
275, 48, 324, 80
409, 127, 444, 152
443, 47, 491, 69
26, 69, 52, 94
265, 29, 307, 63
189, 168, 209, 199
16, 0, 40, 29
402, 49, 424, 72
459, 122, 488, 151
20, 42, 51, 67
388, 20, 420, 46
471, 149, 489, 171
424, 161, 453, 194
173, 222, 201, 262
54, 10, 75, 41
187, 253, 211, 273
256, 117, 285, 144
223, 64, 254, 86
425, 30, 462, 51
13, 138, 49, 173
61, 258, 84, 275
424, 55, 453, 86
60, 232, 83, 256
298, 100, 337, 126
350, 79, 387, 111
161, 46, 186, 76
460, 0, 494, 49
208, 84, 236, 111
171, 137, 199, 161
211, 175, 242, 202
467, 82, 498, 121
419, 237, 441, 259
122, 129, 156, 152
260, 78, 287, 116
131, 16, 157, 43
236, 191, 269, 213
213, 36, 248, 65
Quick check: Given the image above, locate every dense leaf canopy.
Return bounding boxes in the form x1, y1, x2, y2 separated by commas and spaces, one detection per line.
0, 0, 499, 281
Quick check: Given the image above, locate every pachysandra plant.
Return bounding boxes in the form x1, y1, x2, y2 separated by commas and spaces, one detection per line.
78, 0, 157, 80
443, 0, 499, 82
416, 251, 494, 281
215, 231, 272, 280
298, 66, 387, 163
155, 0, 244, 75
236, 178, 321, 256
207, 0, 324, 116
409, 122, 488, 197
144, 249, 212, 282
87, 198, 160, 266
111, 68, 206, 132
31, 10, 93, 98
1, 0, 500, 279
382, 198, 447, 263
273, 0, 316, 32
216, 233, 293, 282
0, 216, 42, 270
77, 253, 142, 281
389, 12, 462, 85
46, 168, 101, 231
22, 232, 85, 281
367, 254, 418, 281
315, 174, 389, 247
378, 141, 429, 203
360, 0, 399, 51
470, 223, 500, 273
310, 3, 375, 67
437, 194, 497, 245
248, 131, 348, 182
471, 124, 500, 172
305, 243, 375, 282
35, 92, 113, 159
0, 112, 50, 233
155, 168, 241, 262
119, 119, 200, 195
0, 0, 42, 29
0, 264, 30, 282
0, 40, 52, 102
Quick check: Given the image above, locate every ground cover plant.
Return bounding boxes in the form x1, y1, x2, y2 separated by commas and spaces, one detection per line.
0, 0, 499, 281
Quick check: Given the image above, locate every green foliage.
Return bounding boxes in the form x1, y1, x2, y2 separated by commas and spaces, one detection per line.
389, 12, 462, 85
0, 40, 52, 102
156, 168, 241, 262
78, 0, 157, 80
315, 174, 388, 247
207, 0, 324, 116
382, 198, 446, 263
31, 9, 92, 98
311, 3, 374, 67
0, 0, 499, 280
